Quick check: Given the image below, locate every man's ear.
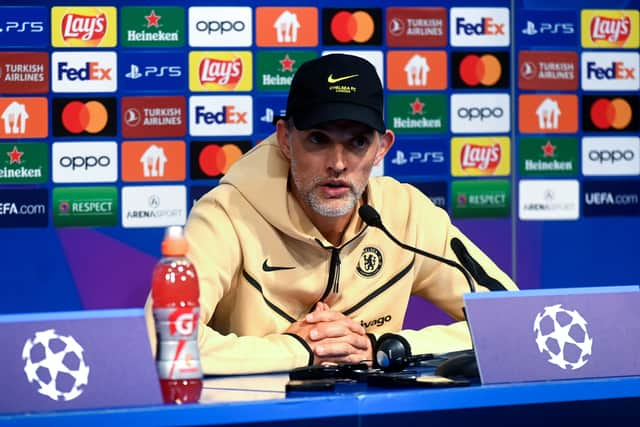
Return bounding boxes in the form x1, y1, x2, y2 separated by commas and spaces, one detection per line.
373, 129, 395, 166
275, 119, 292, 160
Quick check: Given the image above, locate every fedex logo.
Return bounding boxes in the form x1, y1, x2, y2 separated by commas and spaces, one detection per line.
194, 105, 247, 124
450, 8, 509, 47
581, 52, 639, 91
52, 51, 117, 92
189, 95, 252, 136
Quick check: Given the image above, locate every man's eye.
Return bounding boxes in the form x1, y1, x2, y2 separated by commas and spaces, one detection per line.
308, 133, 327, 145
353, 137, 370, 149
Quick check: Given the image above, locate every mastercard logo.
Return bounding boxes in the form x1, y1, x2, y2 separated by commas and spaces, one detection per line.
61, 101, 108, 134
53, 97, 116, 137
462, 55, 505, 88
323, 9, 382, 45
589, 98, 632, 130
190, 141, 253, 179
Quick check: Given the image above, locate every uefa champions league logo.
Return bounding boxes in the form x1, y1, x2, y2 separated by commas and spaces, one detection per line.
22, 329, 90, 401
533, 304, 593, 370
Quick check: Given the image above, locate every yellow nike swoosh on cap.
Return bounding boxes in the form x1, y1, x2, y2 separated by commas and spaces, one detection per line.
327, 73, 359, 84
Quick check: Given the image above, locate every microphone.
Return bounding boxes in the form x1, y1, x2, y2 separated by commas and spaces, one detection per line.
358, 204, 476, 293
359, 204, 479, 377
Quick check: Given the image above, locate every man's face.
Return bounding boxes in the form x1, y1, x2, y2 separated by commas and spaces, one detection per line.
277, 120, 393, 218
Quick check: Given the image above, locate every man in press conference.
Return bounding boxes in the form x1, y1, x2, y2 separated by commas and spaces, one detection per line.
145, 53, 518, 375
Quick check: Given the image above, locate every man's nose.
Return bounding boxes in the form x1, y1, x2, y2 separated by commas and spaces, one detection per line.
327, 144, 347, 173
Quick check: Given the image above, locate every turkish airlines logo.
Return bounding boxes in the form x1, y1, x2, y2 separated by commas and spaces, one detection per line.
518, 51, 578, 91
0, 97, 48, 139
386, 7, 447, 47
519, 95, 578, 134
122, 140, 186, 182
582, 95, 638, 132
581, 52, 639, 91
451, 51, 509, 89
52, 7, 117, 47
0, 52, 49, 94
256, 7, 318, 47
322, 9, 382, 45
386, 51, 446, 90
121, 96, 186, 138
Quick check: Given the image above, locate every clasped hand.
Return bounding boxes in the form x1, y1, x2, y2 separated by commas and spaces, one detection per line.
286, 302, 372, 366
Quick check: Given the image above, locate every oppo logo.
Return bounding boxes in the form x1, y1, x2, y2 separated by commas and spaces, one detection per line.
588, 149, 635, 163
195, 20, 245, 34
457, 107, 504, 121
59, 155, 111, 170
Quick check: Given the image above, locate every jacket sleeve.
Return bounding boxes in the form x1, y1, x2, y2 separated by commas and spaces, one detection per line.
144, 191, 312, 375
378, 188, 519, 356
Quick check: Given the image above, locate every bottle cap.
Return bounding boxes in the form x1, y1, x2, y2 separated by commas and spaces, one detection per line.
161, 225, 188, 256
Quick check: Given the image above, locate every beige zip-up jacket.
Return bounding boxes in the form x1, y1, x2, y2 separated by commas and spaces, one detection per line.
145, 133, 518, 375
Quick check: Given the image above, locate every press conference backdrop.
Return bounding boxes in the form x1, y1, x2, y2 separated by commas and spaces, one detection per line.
0, 0, 638, 329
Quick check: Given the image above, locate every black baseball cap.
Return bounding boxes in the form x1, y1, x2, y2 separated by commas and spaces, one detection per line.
276, 54, 385, 133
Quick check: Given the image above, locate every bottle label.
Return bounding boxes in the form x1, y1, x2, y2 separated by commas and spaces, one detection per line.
153, 307, 199, 339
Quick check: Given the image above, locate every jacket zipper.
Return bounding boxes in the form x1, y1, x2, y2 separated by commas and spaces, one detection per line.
319, 247, 341, 301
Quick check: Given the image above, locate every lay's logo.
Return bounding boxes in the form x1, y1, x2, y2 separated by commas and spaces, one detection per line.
451, 137, 510, 176
581, 10, 639, 48
51, 7, 117, 47
189, 51, 252, 91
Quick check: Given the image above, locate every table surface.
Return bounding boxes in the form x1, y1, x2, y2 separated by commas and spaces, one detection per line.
2, 372, 640, 426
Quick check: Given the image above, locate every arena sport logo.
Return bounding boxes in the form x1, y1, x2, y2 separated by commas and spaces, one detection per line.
581, 9, 639, 49
450, 7, 510, 47
322, 8, 382, 46
255, 7, 318, 47
581, 51, 639, 91
386, 51, 447, 90
0, 52, 49, 94
52, 51, 117, 93
189, 95, 253, 136
518, 51, 578, 91
189, 51, 252, 91
121, 185, 186, 228
518, 179, 579, 221
450, 93, 510, 134
188, 6, 252, 47
119, 51, 185, 92
51, 6, 117, 48
52, 141, 117, 183
0, 6, 48, 47
52, 97, 116, 137
385, 7, 447, 47
451, 51, 509, 89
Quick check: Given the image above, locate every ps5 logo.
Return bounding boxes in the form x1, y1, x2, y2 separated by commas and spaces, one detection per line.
0, 21, 44, 33
391, 150, 444, 165
259, 107, 286, 124
124, 64, 182, 79
522, 20, 575, 35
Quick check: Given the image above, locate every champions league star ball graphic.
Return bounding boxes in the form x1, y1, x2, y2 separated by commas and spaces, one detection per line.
533, 304, 593, 370
22, 329, 90, 401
